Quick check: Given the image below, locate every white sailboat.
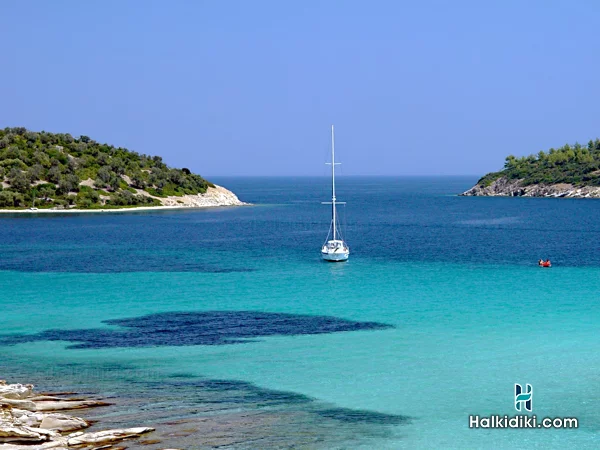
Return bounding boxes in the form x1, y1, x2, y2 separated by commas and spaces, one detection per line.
321, 125, 349, 262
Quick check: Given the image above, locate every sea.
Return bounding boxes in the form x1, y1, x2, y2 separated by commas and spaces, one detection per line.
1, 176, 599, 449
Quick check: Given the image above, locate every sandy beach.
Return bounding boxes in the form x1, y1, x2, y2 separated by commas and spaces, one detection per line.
0, 185, 248, 214
0, 204, 246, 214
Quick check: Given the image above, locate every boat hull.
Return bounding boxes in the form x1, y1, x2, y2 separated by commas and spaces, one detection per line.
321, 251, 349, 262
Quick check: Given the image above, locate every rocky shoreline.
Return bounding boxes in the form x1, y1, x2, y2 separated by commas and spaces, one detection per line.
144, 184, 247, 208
0, 380, 158, 449
461, 176, 600, 198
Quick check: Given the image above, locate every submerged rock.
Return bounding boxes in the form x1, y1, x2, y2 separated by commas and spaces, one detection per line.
66, 427, 154, 446
0, 398, 108, 413
33, 400, 110, 412
0, 311, 394, 349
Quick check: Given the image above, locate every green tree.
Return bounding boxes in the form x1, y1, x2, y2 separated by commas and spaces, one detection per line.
33, 151, 51, 168
110, 157, 126, 175
76, 188, 100, 207
26, 164, 44, 183
47, 166, 61, 184
131, 171, 146, 188
39, 184, 56, 200
8, 168, 31, 193
57, 174, 79, 194
96, 166, 112, 184
0, 190, 23, 207
108, 175, 120, 191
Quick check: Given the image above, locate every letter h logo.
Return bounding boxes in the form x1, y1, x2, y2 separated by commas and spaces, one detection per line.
514, 383, 532, 412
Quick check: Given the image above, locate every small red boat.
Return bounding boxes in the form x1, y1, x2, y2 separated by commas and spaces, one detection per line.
538, 260, 551, 268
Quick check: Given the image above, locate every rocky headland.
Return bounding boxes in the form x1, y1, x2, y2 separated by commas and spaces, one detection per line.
461, 139, 600, 198
461, 176, 600, 198
0, 127, 248, 211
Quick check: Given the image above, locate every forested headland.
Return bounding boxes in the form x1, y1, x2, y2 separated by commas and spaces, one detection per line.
0, 127, 214, 209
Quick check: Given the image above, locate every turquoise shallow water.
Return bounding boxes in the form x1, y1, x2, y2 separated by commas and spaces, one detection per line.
1, 177, 600, 448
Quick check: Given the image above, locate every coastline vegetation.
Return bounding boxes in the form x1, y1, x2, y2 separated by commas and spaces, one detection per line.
0, 127, 214, 209
478, 139, 600, 187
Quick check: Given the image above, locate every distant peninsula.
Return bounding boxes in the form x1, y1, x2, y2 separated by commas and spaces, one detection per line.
0, 127, 244, 211
462, 139, 600, 198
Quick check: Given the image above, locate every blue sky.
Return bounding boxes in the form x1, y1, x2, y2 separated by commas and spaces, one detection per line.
1, 0, 598, 176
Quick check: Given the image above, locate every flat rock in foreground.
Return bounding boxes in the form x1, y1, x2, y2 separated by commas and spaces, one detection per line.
0, 381, 153, 448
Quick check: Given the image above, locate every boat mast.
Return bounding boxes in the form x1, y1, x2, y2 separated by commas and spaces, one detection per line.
331, 125, 336, 241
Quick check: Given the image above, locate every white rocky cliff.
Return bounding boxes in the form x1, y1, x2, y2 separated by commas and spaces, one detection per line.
157, 184, 247, 207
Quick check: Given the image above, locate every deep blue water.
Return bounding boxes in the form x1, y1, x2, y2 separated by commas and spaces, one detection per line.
2, 176, 600, 273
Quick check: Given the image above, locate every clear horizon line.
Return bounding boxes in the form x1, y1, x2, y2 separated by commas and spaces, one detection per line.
204, 174, 483, 178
